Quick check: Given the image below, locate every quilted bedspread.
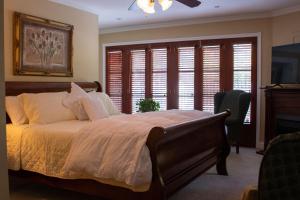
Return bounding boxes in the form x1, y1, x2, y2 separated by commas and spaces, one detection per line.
8, 110, 210, 192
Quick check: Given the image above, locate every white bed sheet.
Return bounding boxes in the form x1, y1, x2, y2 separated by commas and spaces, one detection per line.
6, 110, 211, 192
6, 124, 29, 170
7, 120, 150, 192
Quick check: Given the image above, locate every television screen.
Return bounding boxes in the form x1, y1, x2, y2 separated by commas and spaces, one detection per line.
272, 43, 300, 84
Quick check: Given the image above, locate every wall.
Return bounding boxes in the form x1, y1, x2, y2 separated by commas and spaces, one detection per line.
99, 11, 300, 147
4, 0, 99, 82
0, 0, 10, 198
99, 17, 273, 147
272, 11, 300, 46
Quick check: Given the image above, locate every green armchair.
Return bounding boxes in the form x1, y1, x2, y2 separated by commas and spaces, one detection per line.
214, 90, 251, 154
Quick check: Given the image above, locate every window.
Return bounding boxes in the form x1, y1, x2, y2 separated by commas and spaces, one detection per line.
202, 45, 221, 113
131, 50, 146, 113
178, 47, 195, 110
106, 37, 257, 126
233, 43, 252, 123
152, 48, 167, 110
106, 50, 123, 112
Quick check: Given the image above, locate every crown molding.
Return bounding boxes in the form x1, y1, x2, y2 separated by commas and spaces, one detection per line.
49, 0, 100, 15
271, 4, 300, 17
99, 12, 271, 34
99, 4, 300, 34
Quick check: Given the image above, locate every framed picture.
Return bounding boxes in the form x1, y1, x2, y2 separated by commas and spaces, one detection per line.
13, 12, 74, 77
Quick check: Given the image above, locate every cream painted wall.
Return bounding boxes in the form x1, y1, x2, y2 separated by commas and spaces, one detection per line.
0, 0, 10, 198
272, 11, 300, 46
99, 11, 300, 146
4, 0, 99, 82
99, 17, 273, 147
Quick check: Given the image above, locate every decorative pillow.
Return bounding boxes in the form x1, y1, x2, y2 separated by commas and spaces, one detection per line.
81, 96, 109, 121
20, 92, 76, 124
63, 82, 89, 120
89, 92, 121, 115
5, 96, 28, 125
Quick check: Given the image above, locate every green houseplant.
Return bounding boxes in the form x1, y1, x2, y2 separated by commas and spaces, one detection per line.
136, 98, 160, 113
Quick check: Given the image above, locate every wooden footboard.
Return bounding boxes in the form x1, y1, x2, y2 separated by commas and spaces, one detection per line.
144, 111, 230, 200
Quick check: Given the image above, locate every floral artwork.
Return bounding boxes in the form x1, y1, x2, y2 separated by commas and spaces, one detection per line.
14, 12, 73, 77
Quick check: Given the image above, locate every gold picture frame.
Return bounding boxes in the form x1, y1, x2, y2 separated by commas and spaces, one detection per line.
13, 12, 74, 77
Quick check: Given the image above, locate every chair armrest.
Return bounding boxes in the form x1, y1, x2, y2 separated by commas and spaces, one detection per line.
214, 92, 226, 114
237, 93, 251, 122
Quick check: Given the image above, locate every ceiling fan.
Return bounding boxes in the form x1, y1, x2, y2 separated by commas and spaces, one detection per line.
129, 0, 201, 14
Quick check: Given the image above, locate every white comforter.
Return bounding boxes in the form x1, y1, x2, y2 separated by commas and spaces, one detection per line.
7, 110, 210, 192
63, 110, 211, 191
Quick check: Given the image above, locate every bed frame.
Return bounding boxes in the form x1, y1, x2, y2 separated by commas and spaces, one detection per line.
7, 81, 230, 200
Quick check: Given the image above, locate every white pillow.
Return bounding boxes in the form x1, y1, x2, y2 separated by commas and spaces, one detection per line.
20, 92, 76, 124
89, 92, 121, 115
5, 96, 28, 125
63, 82, 89, 120
81, 96, 109, 121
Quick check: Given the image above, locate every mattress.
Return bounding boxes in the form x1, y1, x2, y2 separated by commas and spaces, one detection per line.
6, 120, 150, 192
6, 110, 211, 192
6, 124, 29, 170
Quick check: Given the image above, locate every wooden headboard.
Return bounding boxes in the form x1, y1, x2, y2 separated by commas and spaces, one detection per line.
5, 81, 102, 123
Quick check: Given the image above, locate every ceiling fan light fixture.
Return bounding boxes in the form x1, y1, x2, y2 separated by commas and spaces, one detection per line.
137, 0, 155, 14
158, 0, 173, 11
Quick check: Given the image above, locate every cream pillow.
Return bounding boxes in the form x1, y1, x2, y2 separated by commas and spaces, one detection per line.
20, 92, 76, 124
81, 96, 109, 121
63, 82, 89, 120
89, 92, 121, 115
5, 96, 28, 125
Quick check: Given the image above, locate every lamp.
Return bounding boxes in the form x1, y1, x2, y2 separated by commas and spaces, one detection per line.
137, 0, 173, 14
137, 0, 155, 14
159, 0, 173, 11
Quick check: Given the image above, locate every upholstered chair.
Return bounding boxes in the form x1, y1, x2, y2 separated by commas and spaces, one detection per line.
241, 132, 300, 200
214, 90, 251, 154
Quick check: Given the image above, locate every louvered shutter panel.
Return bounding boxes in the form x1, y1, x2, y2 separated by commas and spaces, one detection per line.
233, 43, 252, 123
131, 50, 146, 113
106, 50, 123, 112
152, 48, 167, 110
178, 47, 195, 110
202, 45, 221, 113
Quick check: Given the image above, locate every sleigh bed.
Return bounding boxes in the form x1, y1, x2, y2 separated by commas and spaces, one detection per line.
6, 81, 230, 200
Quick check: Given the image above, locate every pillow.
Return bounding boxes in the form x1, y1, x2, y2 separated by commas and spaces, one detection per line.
5, 96, 28, 125
20, 92, 76, 124
63, 82, 89, 120
89, 92, 121, 115
81, 96, 109, 121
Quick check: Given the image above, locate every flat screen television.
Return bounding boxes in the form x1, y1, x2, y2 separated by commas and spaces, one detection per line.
272, 43, 300, 84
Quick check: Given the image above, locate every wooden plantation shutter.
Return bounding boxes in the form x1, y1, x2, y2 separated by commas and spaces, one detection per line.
106, 50, 123, 112
131, 49, 146, 113
105, 38, 256, 121
233, 43, 252, 123
178, 46, 195, 110
202, 45, 221, 113
152, 48, 168, 110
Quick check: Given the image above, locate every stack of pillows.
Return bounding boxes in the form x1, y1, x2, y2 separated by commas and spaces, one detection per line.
5, 82, 121, 125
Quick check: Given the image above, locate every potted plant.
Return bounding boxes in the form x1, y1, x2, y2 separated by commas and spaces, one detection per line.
136, 98, 160, 113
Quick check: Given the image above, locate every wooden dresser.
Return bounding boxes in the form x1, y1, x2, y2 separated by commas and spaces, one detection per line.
264, 87, 300, 149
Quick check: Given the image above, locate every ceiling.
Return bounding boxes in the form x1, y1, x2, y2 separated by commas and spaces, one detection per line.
49, 0, 300, 32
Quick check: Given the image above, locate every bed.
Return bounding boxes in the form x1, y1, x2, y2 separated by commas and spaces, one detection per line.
6, 81, 230, 200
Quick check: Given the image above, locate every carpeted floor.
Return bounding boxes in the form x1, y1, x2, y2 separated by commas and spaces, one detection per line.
10, 147, 262, 200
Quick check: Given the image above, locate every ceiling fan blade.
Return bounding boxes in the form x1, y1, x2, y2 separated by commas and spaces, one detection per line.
175, 0, 201, 8
128, 0, 139, 11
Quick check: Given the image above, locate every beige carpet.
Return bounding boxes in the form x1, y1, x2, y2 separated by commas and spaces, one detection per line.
10, 147, 262, 200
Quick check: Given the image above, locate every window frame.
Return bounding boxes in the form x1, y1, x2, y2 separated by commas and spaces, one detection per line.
105, 37, 257, 126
